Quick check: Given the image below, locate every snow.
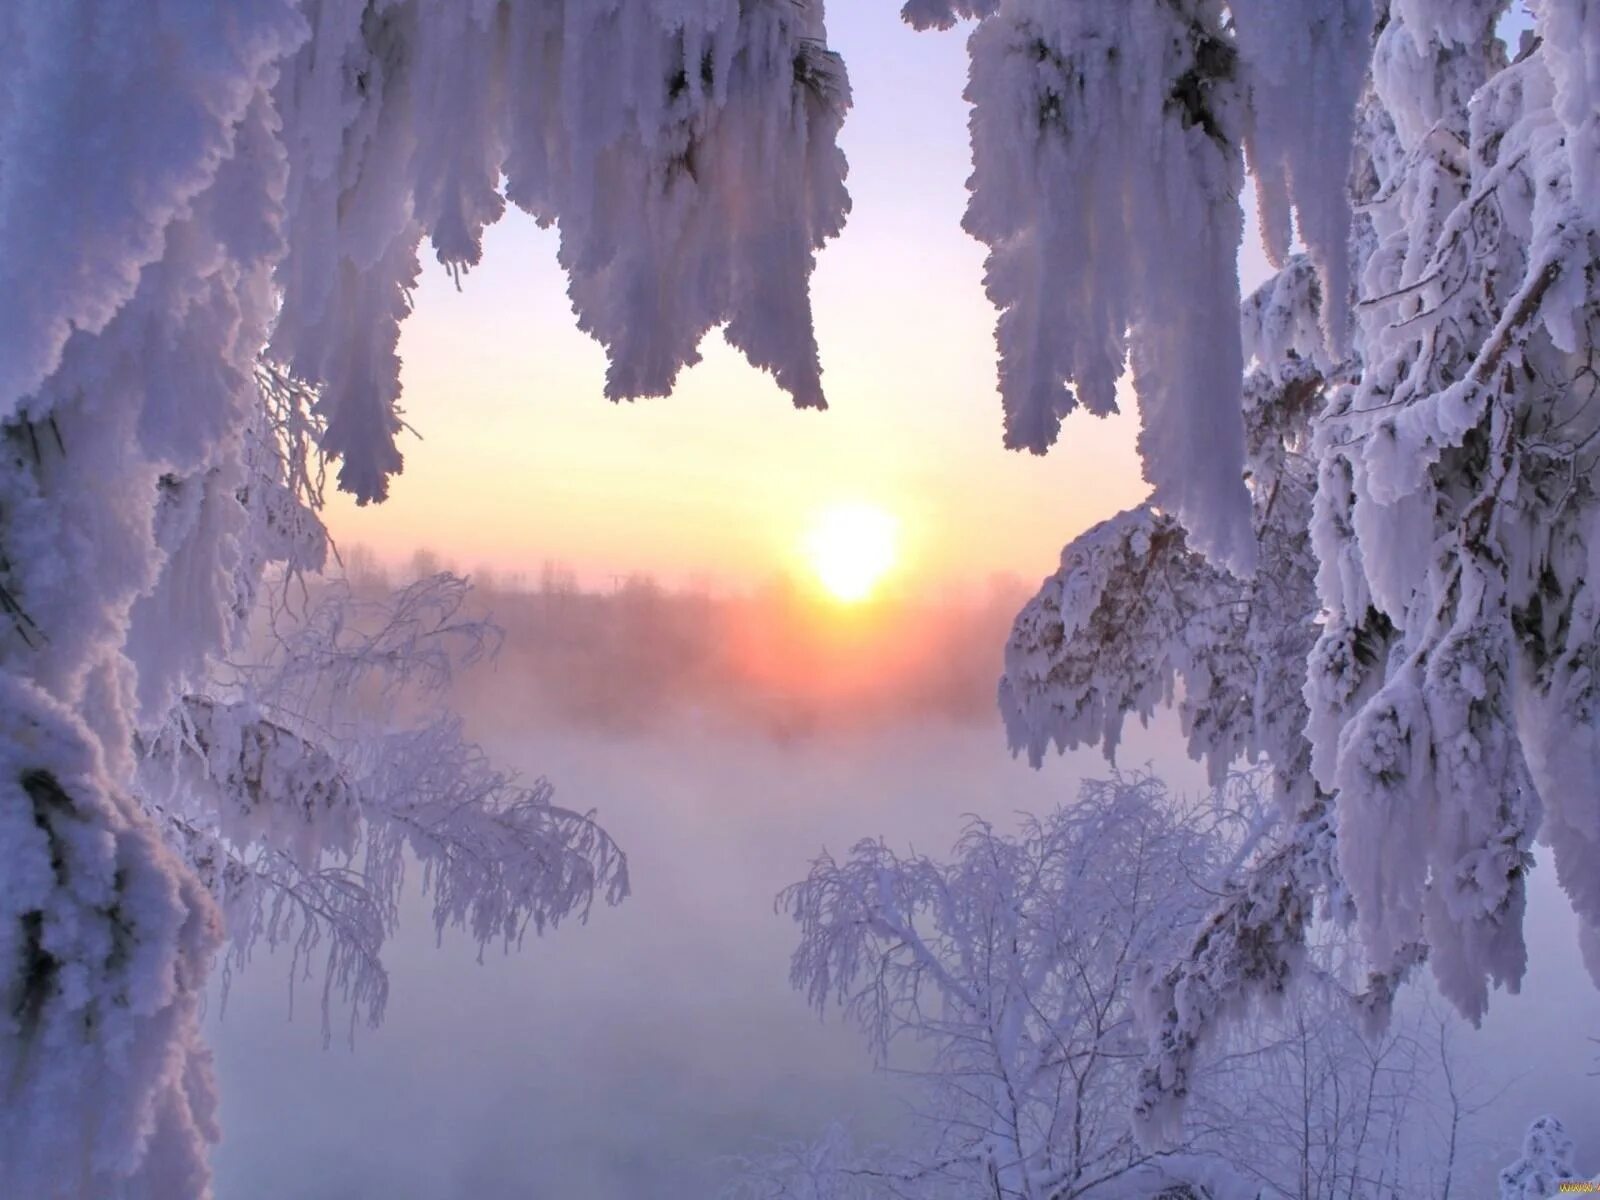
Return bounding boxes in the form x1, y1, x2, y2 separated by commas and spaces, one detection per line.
1542, 0, 1600, 227
1307, 1, 1592, 1021
957, 0, 1255, 570
269, 0, 851, 504
1002, 261, 1326, 803
1003, 0, 1600, 1136
0, 0, 308, 418
8, 0, 1600, 1191
1231, 0, 1372, 353
2, 2, 838, 1192
0, 6, 299, 1192
898, 1, 1397, 575
0, 675, 221, 1200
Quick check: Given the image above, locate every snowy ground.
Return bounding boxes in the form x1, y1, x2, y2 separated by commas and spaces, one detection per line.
207, 712, 1597, 1198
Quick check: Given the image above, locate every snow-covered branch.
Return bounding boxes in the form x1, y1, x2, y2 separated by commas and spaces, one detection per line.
1000, 0, 1600, 1141
141, 574, 629, 1041
777, 772, 1246, 1200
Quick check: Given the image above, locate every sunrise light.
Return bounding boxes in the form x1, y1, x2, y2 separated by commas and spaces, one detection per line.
803, 502, 900, 603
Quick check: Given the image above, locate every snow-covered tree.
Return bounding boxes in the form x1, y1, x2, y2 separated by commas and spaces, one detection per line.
1497, 1116, 1596, 1199
1, 4, 847, 1194
752, 769, 1509, 1200
980, 0, 1600, 1138
1201, 979, 1512, 1200
12, 0, 1600, 1194
772, 771, 1263, 1200
141, 570, 630, 1041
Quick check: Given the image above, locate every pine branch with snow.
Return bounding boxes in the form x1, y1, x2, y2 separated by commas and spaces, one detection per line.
995, 0, 1600, 1140
1498, 1116, 1595, 1200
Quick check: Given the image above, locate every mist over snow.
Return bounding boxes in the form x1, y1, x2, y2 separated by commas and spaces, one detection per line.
204, 571, 1598, 1199
203, 568, 1174, 1197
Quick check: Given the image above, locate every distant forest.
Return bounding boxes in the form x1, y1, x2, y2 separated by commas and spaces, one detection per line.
341, 548, 1035, 740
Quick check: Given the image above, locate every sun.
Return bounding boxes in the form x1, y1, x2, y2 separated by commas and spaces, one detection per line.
803, 502, 900, 603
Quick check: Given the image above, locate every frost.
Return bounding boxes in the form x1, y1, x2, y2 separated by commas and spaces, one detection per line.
12, 0, 1600, 1190
0, 677, 221, 1200
1231, 0, 1372, 352
1308, 2, 1575, 1021
0, 7, 299, 1191
1000, 0, 1600, 1137
1543, 0, 1600, 227
268, 0, 851, 502
956, 0, 1255, 568
760, 769, 1492, 1200
141, 574, 631, 1041
1002, 265, 1327, 799
1498, 1115, 1592, 1199
0, 0, 308, 415
778, 772, 1254, 1200
1, 2, 836, 1191
903, 2, 1393, 572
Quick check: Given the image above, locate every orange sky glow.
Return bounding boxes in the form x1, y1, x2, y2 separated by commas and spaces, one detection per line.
323, 8, 1267, 601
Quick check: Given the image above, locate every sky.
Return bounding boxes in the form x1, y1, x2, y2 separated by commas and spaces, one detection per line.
322, 7, 1275, 595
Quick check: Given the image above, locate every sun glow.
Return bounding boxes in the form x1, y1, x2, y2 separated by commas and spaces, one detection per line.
803, 502, 900, 603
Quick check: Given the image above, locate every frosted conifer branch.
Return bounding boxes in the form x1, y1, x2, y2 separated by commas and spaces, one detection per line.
1000, 1, 1600, 1143
898, 2, 1384, 571
1497, 1116, 1596, 1199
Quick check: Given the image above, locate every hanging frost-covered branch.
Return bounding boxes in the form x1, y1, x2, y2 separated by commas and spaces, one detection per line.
1, 3, 841, 1193
142, 573, 630, 1041
269, 0, 852, 502
997, 0, 1600, 1145
900, 0, 1374, 571
952, 1, 1255, 568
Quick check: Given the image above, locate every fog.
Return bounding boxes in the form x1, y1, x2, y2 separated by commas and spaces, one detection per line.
208, 572, 1599, 1197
